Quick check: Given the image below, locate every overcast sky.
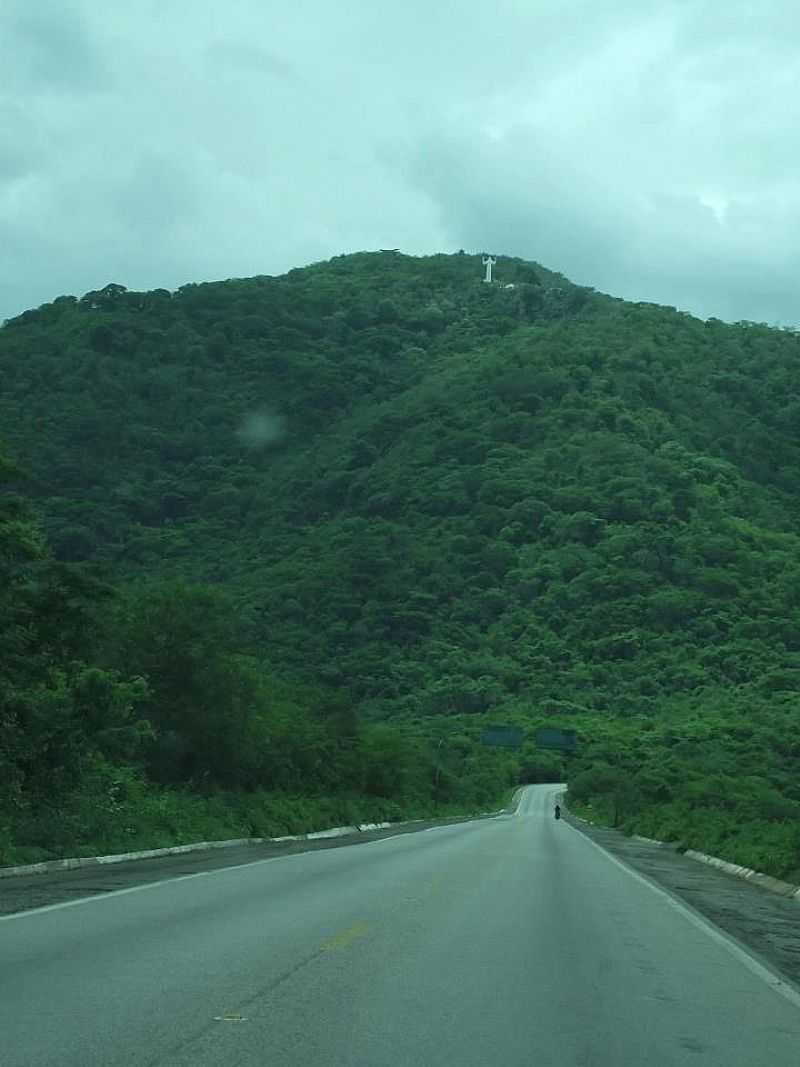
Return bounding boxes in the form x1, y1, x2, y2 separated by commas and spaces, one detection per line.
2, 1, 799, 325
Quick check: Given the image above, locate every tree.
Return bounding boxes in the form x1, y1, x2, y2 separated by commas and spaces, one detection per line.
106, 581, 258, 786
1, 448, 150, 813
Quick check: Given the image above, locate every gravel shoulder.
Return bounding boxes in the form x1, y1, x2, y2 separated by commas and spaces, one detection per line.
565, 812, 800, 989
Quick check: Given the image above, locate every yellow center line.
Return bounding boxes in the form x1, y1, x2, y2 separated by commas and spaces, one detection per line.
320, 920, 371, 951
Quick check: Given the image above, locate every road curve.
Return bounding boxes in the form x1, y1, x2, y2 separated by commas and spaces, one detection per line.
2, 784, 799, 1066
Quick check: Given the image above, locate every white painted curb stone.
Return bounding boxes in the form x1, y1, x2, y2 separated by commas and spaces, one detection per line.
563, 801, 800, 904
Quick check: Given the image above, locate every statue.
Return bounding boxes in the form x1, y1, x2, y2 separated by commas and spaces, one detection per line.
482, 255, 496, 283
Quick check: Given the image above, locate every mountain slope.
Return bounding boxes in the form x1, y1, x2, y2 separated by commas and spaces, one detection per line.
2, 252, 800, 721
4, 250, 800, 874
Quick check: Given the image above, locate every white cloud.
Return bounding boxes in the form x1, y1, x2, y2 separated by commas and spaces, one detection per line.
1, 1, 799, 325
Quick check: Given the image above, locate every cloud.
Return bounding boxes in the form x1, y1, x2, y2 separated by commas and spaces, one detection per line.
1, 5, 109, 92
1, 1, 799, 327
112, 153, 200, 231
399, 1, 800, 325
0, 103, 46, 181
205, 41, 295, 81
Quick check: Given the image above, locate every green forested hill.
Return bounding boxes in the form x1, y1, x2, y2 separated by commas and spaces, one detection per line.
2, 251, 800, 874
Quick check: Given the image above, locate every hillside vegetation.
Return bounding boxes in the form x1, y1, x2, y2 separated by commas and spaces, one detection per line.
2, 251, 799, 876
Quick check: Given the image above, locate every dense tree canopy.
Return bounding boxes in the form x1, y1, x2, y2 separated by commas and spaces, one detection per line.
2, 250, 799, 873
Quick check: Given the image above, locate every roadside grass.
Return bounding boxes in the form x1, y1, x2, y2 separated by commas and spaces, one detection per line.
566, 796, 800, 884
0, 768, 515, 867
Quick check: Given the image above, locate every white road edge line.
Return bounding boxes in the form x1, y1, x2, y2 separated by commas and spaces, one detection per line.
0, 811, 507, 923
562, 818, 800, 1012
423, 823, 475, 833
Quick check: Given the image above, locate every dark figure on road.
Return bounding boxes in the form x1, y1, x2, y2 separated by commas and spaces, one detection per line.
554, 804, 561, 820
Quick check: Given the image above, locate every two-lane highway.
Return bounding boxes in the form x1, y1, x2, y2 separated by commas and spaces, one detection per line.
2, 785, 800, 1065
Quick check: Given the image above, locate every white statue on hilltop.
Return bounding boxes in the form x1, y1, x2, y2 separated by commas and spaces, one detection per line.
482, 255, 496, 283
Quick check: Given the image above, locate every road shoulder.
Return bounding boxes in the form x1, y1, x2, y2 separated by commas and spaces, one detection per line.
564, 812, 800, 990
0, 799, 521, 917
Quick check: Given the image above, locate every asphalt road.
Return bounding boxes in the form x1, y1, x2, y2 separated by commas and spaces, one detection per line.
2, 785, 800, 1066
